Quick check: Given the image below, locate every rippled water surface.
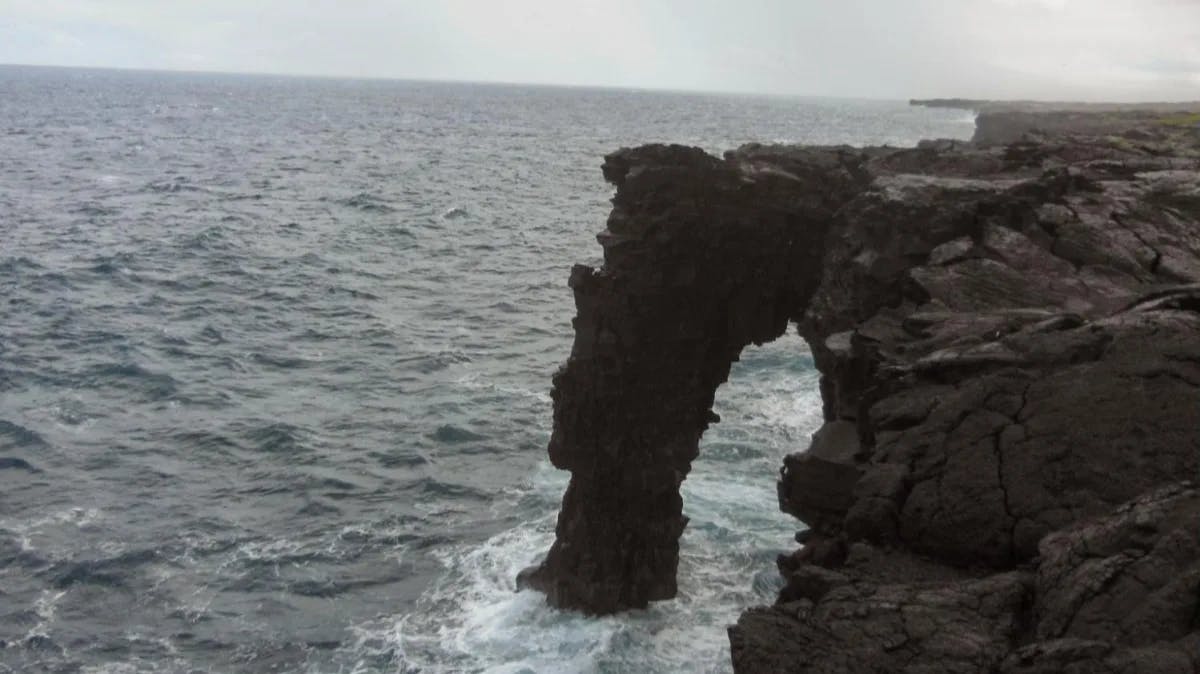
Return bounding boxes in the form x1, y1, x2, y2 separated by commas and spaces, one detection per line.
0, 65, 975, 673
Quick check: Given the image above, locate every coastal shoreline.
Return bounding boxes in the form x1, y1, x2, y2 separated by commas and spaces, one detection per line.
524, 105, 1200, 672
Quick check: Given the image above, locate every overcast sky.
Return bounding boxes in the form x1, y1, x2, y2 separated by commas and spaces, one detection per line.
2, 0, 1198, 101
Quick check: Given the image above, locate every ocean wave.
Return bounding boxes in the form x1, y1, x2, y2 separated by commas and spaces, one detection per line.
242, 423, 309, 455
71, 203, 120, 218
368, 337, 821, 673
396, 349, 473, 374
88, 257, 136, 276
0, 420, 47, 451
430, 424, 487, 444
250, 352, 315, 370
43, 549, 160, 589
380, 513, 781, 674
143, 178, 207, 194
329, 193, 397, 213
170, 430, 244, 456
183, 226, 232, 251
411, 477, 492, 502
196, 325, 226, 344
0, 256, 44, 273
81, 362, 179, 401
0, 457, 39, 472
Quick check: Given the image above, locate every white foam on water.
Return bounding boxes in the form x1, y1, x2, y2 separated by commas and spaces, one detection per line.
0, 507, 105, 556
79, 664, 146, 674
454, 370, 555, 409
20, 588, 68, 651
78, 659, 192, 674
231, 537, 308, 562
346, 336, 824, 673
376, 472, 795, 674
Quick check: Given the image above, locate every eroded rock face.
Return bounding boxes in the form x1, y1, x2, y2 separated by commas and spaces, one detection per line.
733, 483, 1200, 673
518, 144, 871, 612
523, 111, 1200, 668
1010, 484, 1200, 673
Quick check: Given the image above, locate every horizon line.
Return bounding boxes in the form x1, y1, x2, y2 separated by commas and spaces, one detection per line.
8, 60, 1194, 106
0, 60, 903, 101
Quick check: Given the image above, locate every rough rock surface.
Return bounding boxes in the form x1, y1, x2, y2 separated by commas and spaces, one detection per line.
521, 110, 1200, 670
517, 145, 870, 611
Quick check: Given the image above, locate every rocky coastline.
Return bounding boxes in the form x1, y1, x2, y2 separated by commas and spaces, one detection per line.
521, 107, 1200, 671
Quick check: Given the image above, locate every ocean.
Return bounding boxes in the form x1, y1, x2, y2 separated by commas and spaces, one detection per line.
0, 65, 975, 674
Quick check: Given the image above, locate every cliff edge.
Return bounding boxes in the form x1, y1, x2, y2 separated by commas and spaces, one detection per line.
521, 109, 1200, 672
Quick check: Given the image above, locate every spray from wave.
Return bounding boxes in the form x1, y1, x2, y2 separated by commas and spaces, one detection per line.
344, 333, 822, 674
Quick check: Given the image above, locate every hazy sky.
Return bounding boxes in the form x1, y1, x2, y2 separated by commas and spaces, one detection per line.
2, 0, 1198, 100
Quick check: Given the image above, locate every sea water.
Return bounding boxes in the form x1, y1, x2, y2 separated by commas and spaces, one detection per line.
0, 65, 975, 673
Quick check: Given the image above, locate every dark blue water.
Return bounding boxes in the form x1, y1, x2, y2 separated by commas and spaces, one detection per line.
0, 65, 975, 673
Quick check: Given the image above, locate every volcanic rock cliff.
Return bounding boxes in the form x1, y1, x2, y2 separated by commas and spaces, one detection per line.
520, 110, 1200, 672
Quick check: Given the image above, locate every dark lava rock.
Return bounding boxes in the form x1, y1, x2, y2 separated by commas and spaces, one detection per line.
733, 483, 1200, 673
522, 110, 1200, 670
518, 143, 870, 612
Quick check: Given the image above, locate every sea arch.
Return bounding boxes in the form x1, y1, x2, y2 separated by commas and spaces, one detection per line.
518, 144, 867, 613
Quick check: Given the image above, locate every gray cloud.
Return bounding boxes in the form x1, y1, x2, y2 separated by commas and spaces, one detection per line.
1, 0, 1197, 100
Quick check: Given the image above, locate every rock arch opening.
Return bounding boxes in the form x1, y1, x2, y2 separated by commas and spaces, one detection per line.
678, 329, 823, 586
517, 144, 867, 614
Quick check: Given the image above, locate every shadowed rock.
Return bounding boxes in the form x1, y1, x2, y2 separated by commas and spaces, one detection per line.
517, 144, 871, 612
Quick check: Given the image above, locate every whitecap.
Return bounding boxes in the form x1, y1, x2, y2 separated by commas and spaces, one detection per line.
373, 336, 821, 673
